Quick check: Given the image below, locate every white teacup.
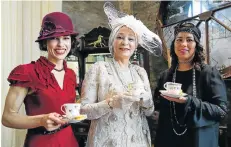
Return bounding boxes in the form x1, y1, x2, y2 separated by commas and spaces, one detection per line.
163, 82, 182, 95
129, 83, 145, 96
61, 103, 81, 119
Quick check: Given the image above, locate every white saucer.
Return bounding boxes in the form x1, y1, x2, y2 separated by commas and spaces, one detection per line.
62, 114, 87, 124
159, 90, 187, 98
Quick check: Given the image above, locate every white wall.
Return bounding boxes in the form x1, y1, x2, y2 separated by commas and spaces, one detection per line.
1, 1, 62, 147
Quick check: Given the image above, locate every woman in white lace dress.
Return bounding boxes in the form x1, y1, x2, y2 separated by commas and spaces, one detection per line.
81, 2, 162, 147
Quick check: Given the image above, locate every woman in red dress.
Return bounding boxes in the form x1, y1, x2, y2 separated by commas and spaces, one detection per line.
2, 12, 79, 147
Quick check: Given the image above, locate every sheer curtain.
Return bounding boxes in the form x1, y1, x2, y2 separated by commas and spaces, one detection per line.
1, 1, 62, 147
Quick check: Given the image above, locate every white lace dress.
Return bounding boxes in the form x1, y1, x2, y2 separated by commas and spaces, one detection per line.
81, 61, 154, 147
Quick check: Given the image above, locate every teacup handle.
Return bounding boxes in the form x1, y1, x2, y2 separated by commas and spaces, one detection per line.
60, 105, 66, 115
163, 83, 168, 89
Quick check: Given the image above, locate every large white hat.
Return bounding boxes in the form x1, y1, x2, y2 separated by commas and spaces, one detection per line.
104, 2, 162, 56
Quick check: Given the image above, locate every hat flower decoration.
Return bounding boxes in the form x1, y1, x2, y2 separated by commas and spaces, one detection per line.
35, 12, 78, 42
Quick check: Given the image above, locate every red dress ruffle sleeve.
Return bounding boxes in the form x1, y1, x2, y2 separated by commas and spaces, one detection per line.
8, 64, 34, 89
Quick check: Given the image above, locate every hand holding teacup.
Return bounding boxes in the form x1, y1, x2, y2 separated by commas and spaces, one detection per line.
106, 92, 134, 109
126, 83, 154, 110
40, 112, 67, 131
161, 94, 188, 103
127, 83, 146, 101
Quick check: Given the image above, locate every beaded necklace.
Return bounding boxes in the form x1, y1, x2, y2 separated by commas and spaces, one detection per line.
112, 59, 135, 92
170, 64, 197, 136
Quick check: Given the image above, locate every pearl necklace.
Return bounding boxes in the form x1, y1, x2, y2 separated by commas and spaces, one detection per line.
170, 64, 197, 136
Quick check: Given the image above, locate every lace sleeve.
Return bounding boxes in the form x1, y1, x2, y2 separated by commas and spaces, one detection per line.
81, 62, 111, 120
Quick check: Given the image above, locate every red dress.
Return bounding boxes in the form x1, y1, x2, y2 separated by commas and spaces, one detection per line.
7, 56, 79, 147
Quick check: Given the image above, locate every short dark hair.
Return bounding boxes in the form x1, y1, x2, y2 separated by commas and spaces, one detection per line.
38, 35, 78, 57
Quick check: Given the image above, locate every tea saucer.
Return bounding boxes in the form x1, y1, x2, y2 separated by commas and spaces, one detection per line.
159, 90, 187, 98
62, 114, 87, 123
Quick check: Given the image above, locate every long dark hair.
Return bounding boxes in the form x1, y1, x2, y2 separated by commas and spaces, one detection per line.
169, 22, 206, 73
38, 35, 78, 57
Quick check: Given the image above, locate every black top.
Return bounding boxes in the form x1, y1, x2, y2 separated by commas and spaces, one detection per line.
154, 65, 228, 147
174, 69, 198, 120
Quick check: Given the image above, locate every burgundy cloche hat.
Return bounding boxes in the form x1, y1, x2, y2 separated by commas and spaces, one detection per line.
35, 12, 78, 42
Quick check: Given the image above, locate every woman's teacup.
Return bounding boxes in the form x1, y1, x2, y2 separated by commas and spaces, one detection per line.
163, 82, 182, 95
61, 103, 81, 119
128, 83, 145, 96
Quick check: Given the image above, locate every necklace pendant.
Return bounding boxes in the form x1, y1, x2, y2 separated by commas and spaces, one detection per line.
127, 83, 133, 93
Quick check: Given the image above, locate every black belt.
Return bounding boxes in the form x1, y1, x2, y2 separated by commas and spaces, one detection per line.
28, 124, 70, 135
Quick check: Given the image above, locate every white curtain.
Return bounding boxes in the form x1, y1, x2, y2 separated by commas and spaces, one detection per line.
1, 1, 62, 147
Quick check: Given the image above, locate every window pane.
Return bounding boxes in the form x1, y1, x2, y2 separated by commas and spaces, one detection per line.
209, 7, 231, 69
163, 1, 192, 25
162, 1, 230, 25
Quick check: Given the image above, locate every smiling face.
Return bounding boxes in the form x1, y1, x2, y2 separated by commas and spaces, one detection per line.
174, 32, 196, 62
47, 35, 71, 62
113, 26, 137, 60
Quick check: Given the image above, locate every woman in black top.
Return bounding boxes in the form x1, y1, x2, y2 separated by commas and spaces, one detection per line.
154, 22, 228, 147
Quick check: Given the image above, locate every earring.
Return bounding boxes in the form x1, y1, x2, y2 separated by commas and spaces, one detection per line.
131, 49, 139, 65
133, 49, 137, 60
